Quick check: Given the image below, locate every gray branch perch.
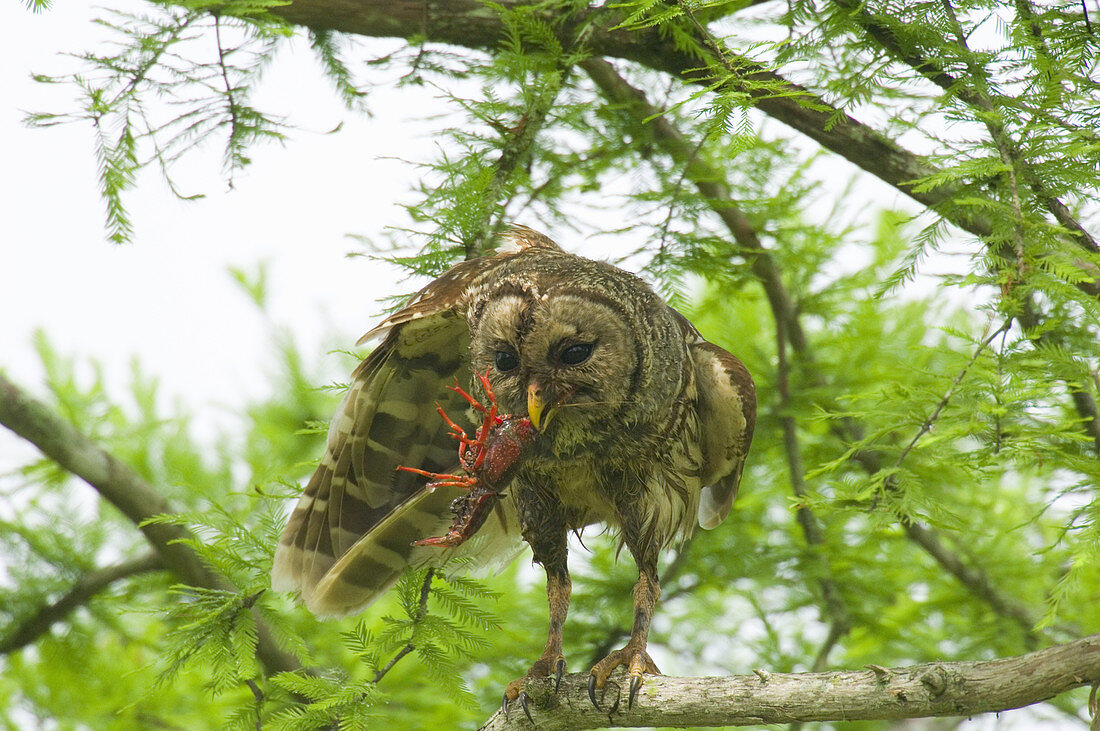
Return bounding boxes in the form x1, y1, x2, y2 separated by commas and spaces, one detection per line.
480, 633, 1100, 729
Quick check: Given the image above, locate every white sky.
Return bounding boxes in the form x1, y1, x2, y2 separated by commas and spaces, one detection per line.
0, 2, 450, 449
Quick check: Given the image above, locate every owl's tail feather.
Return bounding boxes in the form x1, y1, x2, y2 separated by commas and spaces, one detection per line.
288, 487, 524, 618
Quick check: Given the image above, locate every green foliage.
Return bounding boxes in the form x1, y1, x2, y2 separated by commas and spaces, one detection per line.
7, 0, 1100, 727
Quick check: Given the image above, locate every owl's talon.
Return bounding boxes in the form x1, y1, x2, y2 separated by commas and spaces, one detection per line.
588, 643, 660, 711
628, 673, 643, 708
519, 691, 534, 723
587, 673, 600, 709
504, 653, 565, 719
500, 687, 534, 723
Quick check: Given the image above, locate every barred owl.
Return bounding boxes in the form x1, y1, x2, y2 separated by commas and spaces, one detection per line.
272, 225, 755, 713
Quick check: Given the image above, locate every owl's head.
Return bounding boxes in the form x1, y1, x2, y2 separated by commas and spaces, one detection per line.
465, 252, 681, 451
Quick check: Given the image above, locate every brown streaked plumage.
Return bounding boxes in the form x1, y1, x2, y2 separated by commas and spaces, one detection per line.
272, 225, 755, 712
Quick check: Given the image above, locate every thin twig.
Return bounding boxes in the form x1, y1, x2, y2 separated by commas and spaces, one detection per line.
0, 552, 164, 654
655, 133, 710, 260
245, 678, 265, 731
893, 317, 1013, 469
371, 568, 435, 684
213, 13, 241, 173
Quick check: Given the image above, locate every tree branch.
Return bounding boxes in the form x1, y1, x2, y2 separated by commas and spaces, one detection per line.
0, 552, 164, 654
269, 0, 969, 230
775, 303, 851, 668
479, 633, 1100, 729
0, 372, 300, 676
268, 0, 1100, 300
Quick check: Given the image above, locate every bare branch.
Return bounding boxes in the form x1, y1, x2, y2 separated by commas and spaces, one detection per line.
480, 633, 1100, 729
0, 372, 300, 675
893, 318, 1013, 469
0, 552, 163, 654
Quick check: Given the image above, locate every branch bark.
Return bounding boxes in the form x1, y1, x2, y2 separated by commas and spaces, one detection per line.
478, 633, 1100, 729
0, 372, 300, 676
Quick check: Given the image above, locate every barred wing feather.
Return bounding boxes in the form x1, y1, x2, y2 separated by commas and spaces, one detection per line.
272, 309, 522, 616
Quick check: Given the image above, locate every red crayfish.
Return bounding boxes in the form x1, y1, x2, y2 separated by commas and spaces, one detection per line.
397, 369, 537, 547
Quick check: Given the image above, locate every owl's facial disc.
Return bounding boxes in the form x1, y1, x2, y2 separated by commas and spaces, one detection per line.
470, 291, 636, 441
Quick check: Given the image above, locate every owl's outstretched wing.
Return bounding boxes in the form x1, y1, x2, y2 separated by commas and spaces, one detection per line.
672, 311, 757, 530
272, 311, 480, 616
273, 227, 558, 617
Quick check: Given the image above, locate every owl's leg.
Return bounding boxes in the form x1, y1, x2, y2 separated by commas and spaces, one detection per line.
587, 529, 662, 709
502, 494, 570, 721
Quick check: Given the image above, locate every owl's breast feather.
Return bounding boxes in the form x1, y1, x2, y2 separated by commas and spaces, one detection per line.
515, 455, 621, 527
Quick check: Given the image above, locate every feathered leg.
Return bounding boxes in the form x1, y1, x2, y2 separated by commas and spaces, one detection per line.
588, 509, 662, 709
502, 490, 570, 721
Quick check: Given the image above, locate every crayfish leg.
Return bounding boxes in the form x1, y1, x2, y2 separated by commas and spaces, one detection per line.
413, 534, 462, 547
447, 379, 488, 415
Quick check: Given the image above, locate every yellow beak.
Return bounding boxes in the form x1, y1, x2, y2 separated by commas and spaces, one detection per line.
527, 383, 545, 430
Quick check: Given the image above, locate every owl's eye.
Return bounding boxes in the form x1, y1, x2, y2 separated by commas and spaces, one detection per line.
559, 343, 594, 366
494, 350, 520, 372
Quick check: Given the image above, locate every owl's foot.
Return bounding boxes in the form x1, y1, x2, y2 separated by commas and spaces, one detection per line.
501, 655, 567, 722
587, 643, 660, 710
